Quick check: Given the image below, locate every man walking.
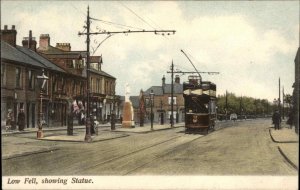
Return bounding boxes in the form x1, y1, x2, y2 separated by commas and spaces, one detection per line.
272, 110, 281, 130
17, 109, 25, 131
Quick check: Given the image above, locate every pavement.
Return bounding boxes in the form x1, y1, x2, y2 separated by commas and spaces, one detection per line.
269, 122, 299, 170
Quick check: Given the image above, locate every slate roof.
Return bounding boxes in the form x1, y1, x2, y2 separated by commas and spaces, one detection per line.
16, 46, 65, 73
84, 67, 116, 79
38, 45, 86, 55
1, 40, 43, 68
144, 83, 183, 96
120, 96, 140, 108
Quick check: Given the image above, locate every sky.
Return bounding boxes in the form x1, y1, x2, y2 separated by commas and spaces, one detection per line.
1, 1, 299, 102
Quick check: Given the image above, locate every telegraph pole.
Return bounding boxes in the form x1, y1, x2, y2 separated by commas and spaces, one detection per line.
171, 61, 174, 127
279, 78, 281, 119
84, 6, 92, 142
282, 86, 285, 119
78, 6, 176, 140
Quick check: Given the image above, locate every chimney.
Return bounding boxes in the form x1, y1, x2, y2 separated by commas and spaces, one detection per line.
162, 75, 166, 94
39, 34, 50, 51
22, 30, 37, 51
1, 25, 17, 47
175, 75, 180, 84
56, 43, 71, 51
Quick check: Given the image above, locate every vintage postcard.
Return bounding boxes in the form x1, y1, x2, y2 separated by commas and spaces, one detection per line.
1, 1, 299, 189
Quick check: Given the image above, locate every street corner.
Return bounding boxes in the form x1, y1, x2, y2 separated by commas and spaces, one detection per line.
278, 144, 299, 170
269, 127, 299, 143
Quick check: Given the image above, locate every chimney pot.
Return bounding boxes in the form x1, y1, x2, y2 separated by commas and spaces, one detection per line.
12, 25, 15, 30
4, 25, 8, 30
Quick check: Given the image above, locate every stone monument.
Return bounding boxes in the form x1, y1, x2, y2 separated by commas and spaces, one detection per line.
122, 83, 135, 128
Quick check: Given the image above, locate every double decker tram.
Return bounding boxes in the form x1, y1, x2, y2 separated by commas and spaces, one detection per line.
183, 75, 217, 134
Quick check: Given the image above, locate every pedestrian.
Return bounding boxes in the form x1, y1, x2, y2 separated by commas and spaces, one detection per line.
6, 109, 13, 131
272, 110, 281, 130
81, 111, 85, 125
286, 111, 294, 129
17, 109, 25, 131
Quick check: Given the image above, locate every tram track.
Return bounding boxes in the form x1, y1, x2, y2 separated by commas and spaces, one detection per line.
123, 134, 205, 175
75, 135, 183, 174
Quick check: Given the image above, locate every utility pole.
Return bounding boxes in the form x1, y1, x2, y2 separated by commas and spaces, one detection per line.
160, 99, 163, 125
78, 6, 176, 140
283, 86, 285, 119
170, 61, 174, 128
225, 90, 228, 120
84, 6, 92, 142
279, 78, 281, 119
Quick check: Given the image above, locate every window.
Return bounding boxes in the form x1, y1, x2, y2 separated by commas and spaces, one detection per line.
28, 70, 35, 89
53, 76, 57, 93
168, 97, 177, 105
168, 111, 177, 120
1, 64, 6, 86
80, 81, 84, 95
90, 78, 93, 92
96, 79, 100, 93
61, 78, 65, 93
72, 81, 76, 95
15, 67, 21, 88
99, 77, 103, 94
66, 60, 73, 68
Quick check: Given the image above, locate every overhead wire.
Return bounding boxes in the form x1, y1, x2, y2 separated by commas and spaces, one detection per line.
90, 17, 145, 30
119, 2, 156, 30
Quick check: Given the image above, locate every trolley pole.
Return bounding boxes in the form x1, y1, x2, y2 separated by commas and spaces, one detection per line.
171, 61, 174, 128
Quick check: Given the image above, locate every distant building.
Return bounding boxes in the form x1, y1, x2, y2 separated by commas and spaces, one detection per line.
292, 47, 299, 134
144, 75, 184, 124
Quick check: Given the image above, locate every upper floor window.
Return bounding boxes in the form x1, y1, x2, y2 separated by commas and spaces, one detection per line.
90, 77, 94, 92
72, 81, 75, 95
80, 81, 84, 95
15, 67, 22, 88
28, 70, 35, 90
96, 79, 100, 93
61, 78, 65, 93
1, 64, 6, 86
168, 96, 177, 105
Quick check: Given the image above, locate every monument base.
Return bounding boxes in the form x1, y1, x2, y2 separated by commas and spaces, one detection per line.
122, 121, 135, 128
122, 101, 134, 128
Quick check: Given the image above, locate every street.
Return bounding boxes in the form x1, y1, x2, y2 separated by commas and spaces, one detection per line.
2, 119, 298, 176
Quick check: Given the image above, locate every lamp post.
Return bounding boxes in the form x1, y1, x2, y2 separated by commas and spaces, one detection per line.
150, 90, 154, 130
103, 98, 106, 123
36, 69, 48, 139
99, 102, 103, 123
111, 95, 116, 130
160, 99, 164, 125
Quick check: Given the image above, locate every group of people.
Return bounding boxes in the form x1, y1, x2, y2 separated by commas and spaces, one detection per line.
6, 109, 25, 131
272, 110, 295, 130
272, 110, 281, 130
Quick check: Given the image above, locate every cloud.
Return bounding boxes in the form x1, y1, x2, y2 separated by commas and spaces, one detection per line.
2, 1, 298, 101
